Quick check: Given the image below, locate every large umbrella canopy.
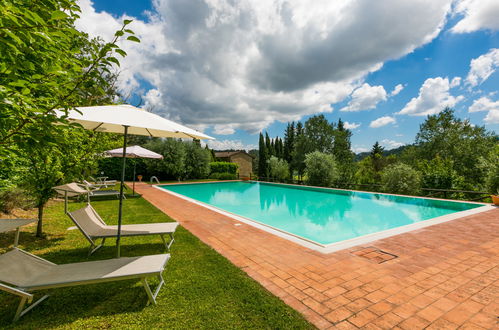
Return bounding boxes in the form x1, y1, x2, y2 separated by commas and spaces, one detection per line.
104, 145, 163, 159
57, 104, 214, 257
104, 145, 163, 195
57, 104, 212, 140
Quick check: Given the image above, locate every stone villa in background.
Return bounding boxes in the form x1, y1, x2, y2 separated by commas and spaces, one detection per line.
214, 151, 254, 178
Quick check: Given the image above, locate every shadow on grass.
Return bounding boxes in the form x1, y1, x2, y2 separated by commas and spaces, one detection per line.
38, 242, 171, 263
0, 280, 154, 328
0, 231, 64, 252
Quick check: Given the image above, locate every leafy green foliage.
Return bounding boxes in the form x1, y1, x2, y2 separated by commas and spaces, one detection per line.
268, 156, 289, 181
258, 132, 268, 177
304, 151, 338, 187
381, 163, 421, 195
483, 145, 499, 194
185, 142, 211, 179
0, 0, 135, 156
414, 108, 497, 188
209, 162, 238, 175
144, 139, 211, 181
417, 157, 461, 190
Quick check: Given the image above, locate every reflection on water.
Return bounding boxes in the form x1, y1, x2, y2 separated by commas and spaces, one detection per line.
161, 182, 480, 245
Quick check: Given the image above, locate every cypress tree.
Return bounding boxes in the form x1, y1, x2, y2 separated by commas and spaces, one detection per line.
283, 122, 295, 163
265, 132, 273, 157
258, 132, 268, 178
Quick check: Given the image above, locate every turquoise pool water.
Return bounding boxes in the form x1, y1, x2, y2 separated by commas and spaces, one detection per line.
159, 182, 481, 245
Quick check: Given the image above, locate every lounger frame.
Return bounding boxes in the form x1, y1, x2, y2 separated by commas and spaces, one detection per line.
0, 249, 168, 322
67, 205, 175, 255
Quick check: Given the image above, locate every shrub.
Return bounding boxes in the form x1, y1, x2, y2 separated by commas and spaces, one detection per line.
484, 147, 499, 194
209, 162, 238, 175
381, 163, 421, 195
0, 187, 34, 214
304, 151, 338, 187
269, 156, 289, 182
417, 157, 458, 190
209, 172, 237, 180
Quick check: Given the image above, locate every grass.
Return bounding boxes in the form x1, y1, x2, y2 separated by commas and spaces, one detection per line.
0, 192, 312, 329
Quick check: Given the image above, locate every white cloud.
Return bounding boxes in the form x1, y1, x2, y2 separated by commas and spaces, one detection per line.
343, 121, 360, 130
452, 0, 499, 33
381, 139, 405, 149
450, 77, 461, 88
369, 116, 396, 128
213, 124, 236, 135
398, 77, 464, 116
340, 83, 387, 112
390, 84, 404, 96
352, 146, 369, 153
465, 48, 499, 87
469, 96, 499, 124
206, 139, 257, 151
76, 0, 453, 132
469, 96, 499, 112
484, 110, 499, 124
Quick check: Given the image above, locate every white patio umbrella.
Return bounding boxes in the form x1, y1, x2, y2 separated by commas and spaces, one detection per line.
104, 145, 163, 195
57, 104, 214, 257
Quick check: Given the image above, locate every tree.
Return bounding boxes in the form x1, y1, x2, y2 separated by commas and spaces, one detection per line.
258, 133, 268, 178
269, 156, 289, 181
145, 139, 187, 180
184, 142, 211, 179
304, 151, 339, 187
483, 145, 499, 194
415, 108, 497, 188
20, 126, 119, 237
333, 118, 355, 182
283, 122, 295, 164
417, 156, 461, 190
0, 0, 136, 157
370, 141, 385, 177
265, 132, 273, 157
291, 122, 308, 178
303, 115, 335, 153
381, 163, 421, 195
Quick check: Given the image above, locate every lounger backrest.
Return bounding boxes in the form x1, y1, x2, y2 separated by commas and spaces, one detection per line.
68, 205, 107, 238
0, 249, 55, 288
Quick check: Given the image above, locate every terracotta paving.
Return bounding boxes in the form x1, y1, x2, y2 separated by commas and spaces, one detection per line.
133, 182, 499, 329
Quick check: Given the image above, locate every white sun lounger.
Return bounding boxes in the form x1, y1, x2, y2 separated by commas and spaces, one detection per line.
0, 219, 37, 246
89, 176, 118, 187
0, 248, 170, 322
68, 204, 178, 255
82, 181, 122, 199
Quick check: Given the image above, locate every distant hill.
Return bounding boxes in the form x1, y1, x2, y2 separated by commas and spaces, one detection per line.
355, 144, 411, 161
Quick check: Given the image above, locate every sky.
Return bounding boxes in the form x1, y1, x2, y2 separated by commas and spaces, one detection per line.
76, 0, 499, 152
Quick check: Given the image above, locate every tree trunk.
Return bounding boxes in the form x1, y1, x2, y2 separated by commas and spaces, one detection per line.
36, 203, 44, 237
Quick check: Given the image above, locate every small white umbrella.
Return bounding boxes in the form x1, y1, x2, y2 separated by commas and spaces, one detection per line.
57, 104, 214, 257
104, 145, 163, 195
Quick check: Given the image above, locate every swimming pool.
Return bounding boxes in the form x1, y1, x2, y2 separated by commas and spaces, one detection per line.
157, 181, 491, 253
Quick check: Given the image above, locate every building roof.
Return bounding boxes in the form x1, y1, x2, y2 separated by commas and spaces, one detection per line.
214, 151, 254, 158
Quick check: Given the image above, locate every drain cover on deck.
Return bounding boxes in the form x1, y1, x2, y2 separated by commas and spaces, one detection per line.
351, 246, 398, 264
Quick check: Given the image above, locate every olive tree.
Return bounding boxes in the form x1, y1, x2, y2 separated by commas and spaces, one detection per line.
304, 151, 338, 187
269, 156, 289, 182
381, 163, 421, 195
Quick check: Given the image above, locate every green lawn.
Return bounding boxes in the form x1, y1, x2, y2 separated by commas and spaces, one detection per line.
0, 194, 312, 329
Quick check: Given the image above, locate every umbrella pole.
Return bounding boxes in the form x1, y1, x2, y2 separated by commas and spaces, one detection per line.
117, 126, 129, 258
132, 160, 136, 196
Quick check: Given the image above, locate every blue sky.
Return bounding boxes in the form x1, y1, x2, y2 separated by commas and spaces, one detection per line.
79, 0, 498, 152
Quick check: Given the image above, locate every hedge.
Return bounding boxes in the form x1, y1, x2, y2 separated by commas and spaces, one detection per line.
209, 162, 238, 175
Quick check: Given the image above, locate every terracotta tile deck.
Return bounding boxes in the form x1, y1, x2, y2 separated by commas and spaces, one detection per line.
134, 182, 499, 329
